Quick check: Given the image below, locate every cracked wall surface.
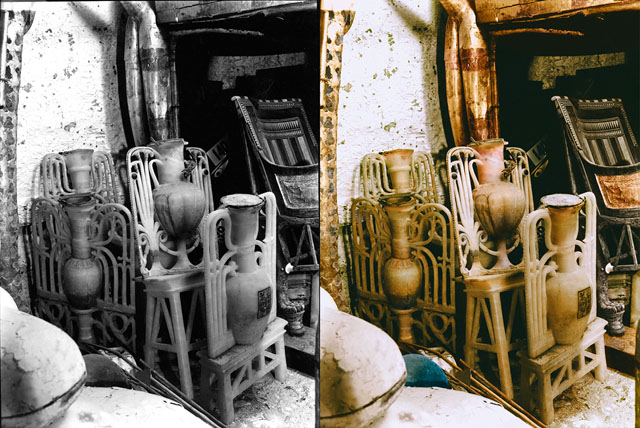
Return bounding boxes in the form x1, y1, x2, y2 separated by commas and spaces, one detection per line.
16, 1, 125, 224
335, 0, 447, 303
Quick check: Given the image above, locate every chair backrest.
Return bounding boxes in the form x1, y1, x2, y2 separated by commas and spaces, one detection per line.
41, 150, 121, 204
359, 151, 439, 204
232, 96, 319, 217
552, 96, 640, 216
126, 141, 215, 277
522, 192, 597, 358
201, 192, 277, 358
446, 145, 534, 277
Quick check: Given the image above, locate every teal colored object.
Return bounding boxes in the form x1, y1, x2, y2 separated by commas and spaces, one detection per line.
403, 354, 450, 388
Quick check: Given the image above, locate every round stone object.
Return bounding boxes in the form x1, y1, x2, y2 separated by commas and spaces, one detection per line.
320, 306, 406, 428
1, 309, 86, 428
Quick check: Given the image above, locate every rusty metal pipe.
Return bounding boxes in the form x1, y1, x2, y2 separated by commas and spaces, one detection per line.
124, 15, 149, 146
439, 0, 493, 141
444, 16, 469, 146
121, 1, 171, 142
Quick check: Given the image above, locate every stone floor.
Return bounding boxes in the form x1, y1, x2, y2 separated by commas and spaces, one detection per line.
228, 368, 315, 428
551, 368, 634, 428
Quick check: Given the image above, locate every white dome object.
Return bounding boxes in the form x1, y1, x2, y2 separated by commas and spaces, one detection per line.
0, 287, 18, 311
1, 309, 86, 428
320, 308, 406, 428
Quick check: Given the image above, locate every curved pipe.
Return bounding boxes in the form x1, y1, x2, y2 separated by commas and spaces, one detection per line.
444, 16, 469, 146
440, 0, 492, 142
121, 1, 171, 142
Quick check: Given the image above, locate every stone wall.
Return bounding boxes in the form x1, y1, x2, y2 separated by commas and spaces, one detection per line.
17, 1, 126, 224
336, 0, 447, 303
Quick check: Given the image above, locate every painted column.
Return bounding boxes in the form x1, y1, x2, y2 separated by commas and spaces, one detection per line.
320, 0, 355, 311
0, 5, 35, 312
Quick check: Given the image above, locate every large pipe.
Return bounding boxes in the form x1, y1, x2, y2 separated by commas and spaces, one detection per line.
121, 1, 171, 142
444, 16, 469, 146
440, 0, 493, 142
123, 14, 149, 146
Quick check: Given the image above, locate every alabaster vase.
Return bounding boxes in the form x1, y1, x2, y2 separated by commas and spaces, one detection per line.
61, 194, 102, 343
383, 149, 414, 193
222, 194, 272, 345
380, 193, 422, 343
63, 149, 94, 193
151, 139, 206, 270
542, 194, 591, 344
471, 139, 526, 269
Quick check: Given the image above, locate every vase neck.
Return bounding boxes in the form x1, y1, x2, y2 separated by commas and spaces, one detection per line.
472, 139, 505, 184
62, 195, 96, 259
153, 139, 186, 184
223, 194, 265, 274
64, 149, 94, 192
383, 200, 414, 260
383, 149, 413, 193
545, 196, 584, 273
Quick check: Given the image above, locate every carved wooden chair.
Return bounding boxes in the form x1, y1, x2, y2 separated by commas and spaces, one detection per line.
520, 192, 606, 424
552, 96, 640, 335
350, 150, 457, 351
231, 96, 318, 331
126, 141, 214, 398
199, 191, 287, 424
446, 145, 534, 399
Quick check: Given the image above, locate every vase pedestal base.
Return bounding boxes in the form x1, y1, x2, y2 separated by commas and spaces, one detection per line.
199, 317, 288, 425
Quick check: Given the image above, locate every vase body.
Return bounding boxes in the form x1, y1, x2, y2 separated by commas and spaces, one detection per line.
542, 194, 591, 345
64, 149, 94, 193
471, 139, 525, 269
383, 149, 413, 193
61, 195, 102, 310
222, 194, 272, 345
381, 194, 421, 343
150, 139, 206, 271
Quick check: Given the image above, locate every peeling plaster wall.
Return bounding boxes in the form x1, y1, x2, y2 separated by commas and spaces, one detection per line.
335, 0, 447, 299
17, 1, 125, 223
337, 0, 446, 222
528, 52, 626, 90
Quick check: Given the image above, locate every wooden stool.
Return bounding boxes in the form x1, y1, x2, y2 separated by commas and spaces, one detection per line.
519, 317, 607, 424
464, 272, 526, 399
144, 271, 206, 399
199, 318, 288, 424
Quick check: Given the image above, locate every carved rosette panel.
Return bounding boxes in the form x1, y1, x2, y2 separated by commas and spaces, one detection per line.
31, 196, 137, 350
350, 194, 457, 350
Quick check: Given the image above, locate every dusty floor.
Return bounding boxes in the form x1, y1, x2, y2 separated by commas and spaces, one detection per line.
228, 368, 315, 428
550, 368, 634, 428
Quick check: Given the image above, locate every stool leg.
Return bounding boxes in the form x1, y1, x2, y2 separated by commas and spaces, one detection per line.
144, 294, 157, 369
465, 294, 479, 369
489, 292, 514, 399
274, 338, 287, 382
594, 337, 606, 381
168, 292, 194, 399
218, 372, 235, 424
539, 372, 554, 424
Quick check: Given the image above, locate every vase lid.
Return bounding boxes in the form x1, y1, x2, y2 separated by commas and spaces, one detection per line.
540, 193, 584, 208
220, 193, 265, 209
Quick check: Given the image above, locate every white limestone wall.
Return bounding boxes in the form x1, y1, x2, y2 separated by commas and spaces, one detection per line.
337, 0, 447, 223
16, 1, 125, 223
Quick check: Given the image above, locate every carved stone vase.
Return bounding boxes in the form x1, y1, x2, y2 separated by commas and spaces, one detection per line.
383, 149, 413, 193
222, 194, 272, 345
61, 194, 102, 343
380, 193, 422, 343
542, 194, 591, 344
64, 148, 94, 193
471, 139, 526, 269
151, 139, 206, 270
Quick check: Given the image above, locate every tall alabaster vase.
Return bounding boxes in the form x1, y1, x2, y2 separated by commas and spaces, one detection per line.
542, 194, 591, 344
151, 139, 206, 270
383, 149, 414, 193
222, 194, 272, 344
380, 193, 422, 344
61, 194, 102, 343
471, 139, 526, 269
